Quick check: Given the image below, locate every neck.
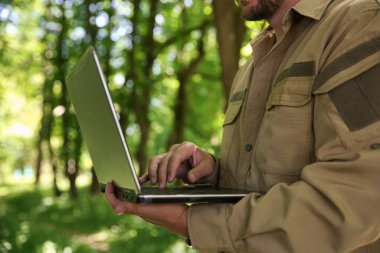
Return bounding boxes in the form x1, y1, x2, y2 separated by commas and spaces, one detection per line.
268, 0, 300, 38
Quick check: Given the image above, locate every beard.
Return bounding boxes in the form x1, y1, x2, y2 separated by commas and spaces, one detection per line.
240, 0, 284, 21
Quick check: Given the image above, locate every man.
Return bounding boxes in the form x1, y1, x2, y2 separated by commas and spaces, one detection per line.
105, 0, 380, 252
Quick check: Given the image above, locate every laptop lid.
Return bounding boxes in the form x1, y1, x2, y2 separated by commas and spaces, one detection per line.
66, 47, 249, 204
65, 47, 141, 195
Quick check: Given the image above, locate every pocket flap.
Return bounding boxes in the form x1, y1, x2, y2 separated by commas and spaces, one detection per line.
266, 76, 314, 110
223, 89, 246, 125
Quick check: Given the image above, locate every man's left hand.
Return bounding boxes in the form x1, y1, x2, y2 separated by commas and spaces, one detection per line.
105, 182, 189, 237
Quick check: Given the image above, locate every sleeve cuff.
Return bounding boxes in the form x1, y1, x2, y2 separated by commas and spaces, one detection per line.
187, 203, 235, 252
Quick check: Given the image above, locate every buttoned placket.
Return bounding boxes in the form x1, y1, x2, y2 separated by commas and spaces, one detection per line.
235, 14, 309, 189
235, 32, 280, 188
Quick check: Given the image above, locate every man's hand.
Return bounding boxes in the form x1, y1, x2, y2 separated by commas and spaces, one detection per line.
105, 182, 189, 237
139, 141, 216, 188
104, 141, 214, 237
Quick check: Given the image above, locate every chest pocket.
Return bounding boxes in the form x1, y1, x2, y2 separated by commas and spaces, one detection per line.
220, 89, 247, 187
266, 60, 315, 108
266, 76, 314, 109
223, 89, 246, 125
253, 76, 315, 190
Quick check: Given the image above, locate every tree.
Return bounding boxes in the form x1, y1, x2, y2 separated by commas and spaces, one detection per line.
1, 0, 268, 199
166, 4, 210, 147
212, 0, 246, 105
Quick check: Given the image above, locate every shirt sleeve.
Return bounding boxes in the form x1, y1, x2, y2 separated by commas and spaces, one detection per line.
187, 11, 380, 253
188, 100, 380, 252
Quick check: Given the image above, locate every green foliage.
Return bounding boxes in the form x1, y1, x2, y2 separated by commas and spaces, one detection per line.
0, 0, 248, 174
0, 183, 195, 253
0, 0, 264, 249
0, 1, 43, 175
0, 0, 266, 174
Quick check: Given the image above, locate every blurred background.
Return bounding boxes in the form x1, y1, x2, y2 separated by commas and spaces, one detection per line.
0, 0, 264, 252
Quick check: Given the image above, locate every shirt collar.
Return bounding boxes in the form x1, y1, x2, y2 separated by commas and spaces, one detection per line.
292, 0, 333, 20
250, 0, 333, 50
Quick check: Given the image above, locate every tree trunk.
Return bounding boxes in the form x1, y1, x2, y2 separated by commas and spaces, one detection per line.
135, 0, 159, 176
103, 0, 114, 85
48, 141, 61, 197
167, 21, 207, 148
212, 0, 246, 107
55, 0, 78, 199
119, 0, 141, 134
35, 1, 55, 186
34, 140, 43, 185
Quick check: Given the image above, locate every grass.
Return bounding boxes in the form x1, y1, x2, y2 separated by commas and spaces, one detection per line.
0, 182, 197, 253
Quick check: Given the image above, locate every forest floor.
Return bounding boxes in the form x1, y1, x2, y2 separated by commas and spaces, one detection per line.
0, 182, 196, 253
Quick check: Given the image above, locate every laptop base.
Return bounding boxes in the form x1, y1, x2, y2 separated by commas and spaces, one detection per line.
100, 183, 248, 204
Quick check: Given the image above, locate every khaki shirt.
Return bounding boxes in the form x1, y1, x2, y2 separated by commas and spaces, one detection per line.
187, 0, 380, 252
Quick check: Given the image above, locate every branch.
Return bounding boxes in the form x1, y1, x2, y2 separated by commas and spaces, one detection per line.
154, 18, 212, 58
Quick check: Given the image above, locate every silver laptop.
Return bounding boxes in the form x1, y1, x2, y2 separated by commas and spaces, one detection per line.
65, 47, 248, 203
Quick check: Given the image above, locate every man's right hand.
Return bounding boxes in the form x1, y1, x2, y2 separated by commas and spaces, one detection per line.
139, 141, 216, 188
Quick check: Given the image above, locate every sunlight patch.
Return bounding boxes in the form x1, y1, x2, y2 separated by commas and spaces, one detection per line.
167, 240, 190, 253
0, 240, 12, 251
63, 247, 73, 253
0, 187, 10, 198
74, 231, 110, 252
42, 241, 58, 253
42, 197, 54, 207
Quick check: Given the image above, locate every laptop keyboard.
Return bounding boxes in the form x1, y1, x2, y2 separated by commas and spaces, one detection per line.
141, 186, 231, 195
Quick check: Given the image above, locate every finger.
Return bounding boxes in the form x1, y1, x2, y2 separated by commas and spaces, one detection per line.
187, 161, 214, 183
139, 173, 149, 184
167, 142, 197, 181
105, 182, 137, 215
105, 182, 118, 209
158, 155, 170, 188
187, 150, 215, 183
168, 162, 189, 182
156, 144, 180, 188
147, 155, 165, 184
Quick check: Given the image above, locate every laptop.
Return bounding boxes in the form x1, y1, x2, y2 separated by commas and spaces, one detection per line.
65, 46, 249, 203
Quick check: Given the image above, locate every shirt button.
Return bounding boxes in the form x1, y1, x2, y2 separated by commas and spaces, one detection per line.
245, 144, 253, 152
